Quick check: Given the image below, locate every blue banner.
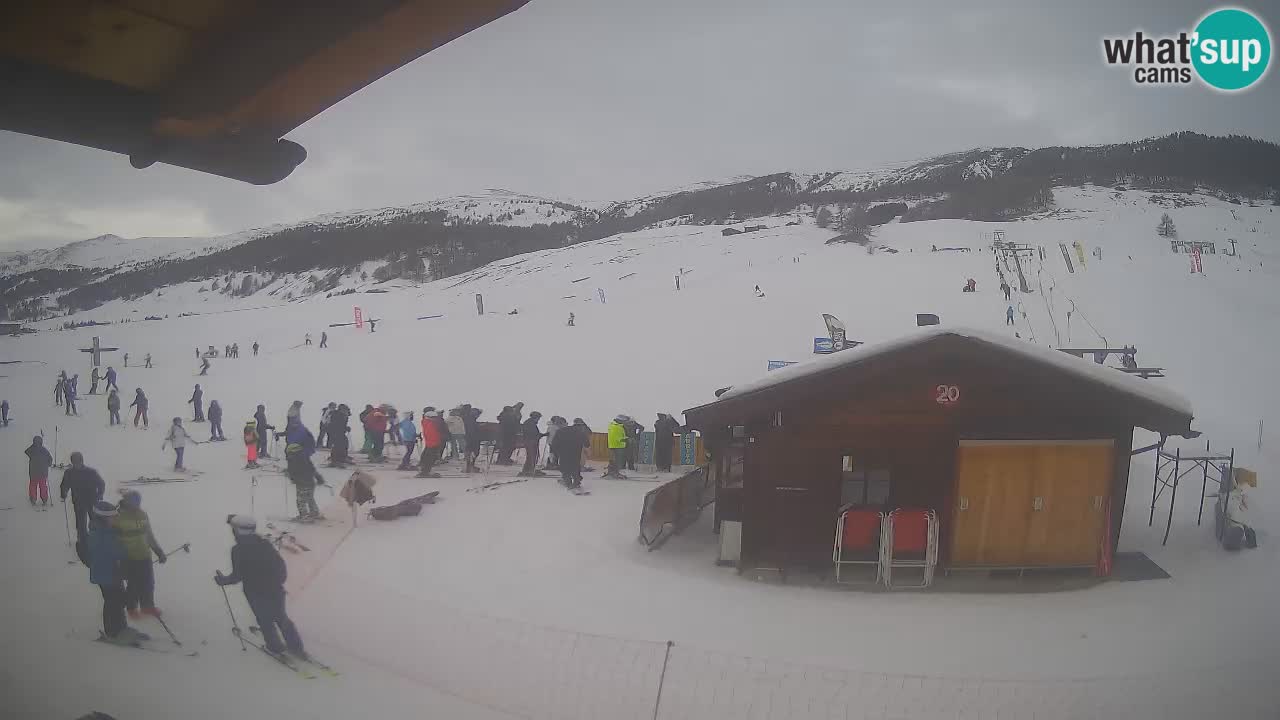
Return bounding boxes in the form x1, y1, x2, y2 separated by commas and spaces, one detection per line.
814, 337, 835, 354
768, 360, 799, 371
639, 432, 656, 465
679, 434, 698, 465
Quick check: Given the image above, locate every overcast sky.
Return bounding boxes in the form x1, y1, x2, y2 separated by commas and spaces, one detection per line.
2, 0, 1277, 250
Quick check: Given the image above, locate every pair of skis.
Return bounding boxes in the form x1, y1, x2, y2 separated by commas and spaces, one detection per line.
238, 627, 339, 678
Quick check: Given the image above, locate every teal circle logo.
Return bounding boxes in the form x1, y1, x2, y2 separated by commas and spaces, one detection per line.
1192, 8, 1271, 91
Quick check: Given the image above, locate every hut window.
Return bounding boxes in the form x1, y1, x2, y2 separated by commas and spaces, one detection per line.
841, 455, 892, 508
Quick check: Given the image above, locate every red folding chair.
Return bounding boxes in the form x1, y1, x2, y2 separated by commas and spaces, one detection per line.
883, 508, 939, 589
832, 509, 887, 584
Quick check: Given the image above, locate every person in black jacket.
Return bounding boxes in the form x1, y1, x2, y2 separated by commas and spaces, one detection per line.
460, 404, 481, 473
25, 436, 53, 506
130, 388, 149, 428
208, 400, 225, 441
517, 412, 547, 477
550, 421, 588, 488
327, 404, 352, 467
653, 413, 685, 473
60, 451, 106, 546
215, 515, 305, 657
189, 385, 204, 422
254, 405, 274, 458
624, 419, 644, 471
495, 402, 523, 465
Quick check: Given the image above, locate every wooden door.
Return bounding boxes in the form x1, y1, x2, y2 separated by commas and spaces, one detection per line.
1025, 442, 1112, 566
952, 441, 1112, 567
951, 444, 1035, 566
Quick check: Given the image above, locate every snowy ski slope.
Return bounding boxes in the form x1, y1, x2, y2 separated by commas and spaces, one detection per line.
1, 184, 1278, 719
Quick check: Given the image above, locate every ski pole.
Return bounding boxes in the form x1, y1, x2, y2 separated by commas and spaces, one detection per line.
219, 582, 247, 651
161, 542, 191, 557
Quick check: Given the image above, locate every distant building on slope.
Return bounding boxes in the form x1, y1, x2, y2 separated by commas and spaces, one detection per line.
682, 327, 1193, 584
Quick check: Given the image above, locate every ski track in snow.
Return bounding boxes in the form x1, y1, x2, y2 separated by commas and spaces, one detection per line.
2, 186, 1279, 719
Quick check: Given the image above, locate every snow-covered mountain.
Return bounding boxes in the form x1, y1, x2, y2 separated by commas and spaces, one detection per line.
2, 132, 1278, 319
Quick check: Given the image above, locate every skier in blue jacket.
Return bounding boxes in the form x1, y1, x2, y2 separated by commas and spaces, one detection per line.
88, 501, 147, 645
397, 411, 419, 469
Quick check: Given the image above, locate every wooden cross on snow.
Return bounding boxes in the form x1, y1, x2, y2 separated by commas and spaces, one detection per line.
79, 336, 119, 367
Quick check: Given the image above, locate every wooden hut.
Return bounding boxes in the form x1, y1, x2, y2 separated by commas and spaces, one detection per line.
683, 327, 1193, 577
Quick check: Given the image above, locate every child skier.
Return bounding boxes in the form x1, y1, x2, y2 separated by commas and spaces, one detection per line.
397, 411, 418, 470
107, 388, 121, 426
243, 420, 260, 468
113, 490, 167, 619
215, 515, 306, 658
162, 417, 192, 471
24, 435, 53, 506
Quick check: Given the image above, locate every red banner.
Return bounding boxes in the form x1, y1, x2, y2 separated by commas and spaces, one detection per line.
354, 306, 364, 329
1191, 247, 1202, 274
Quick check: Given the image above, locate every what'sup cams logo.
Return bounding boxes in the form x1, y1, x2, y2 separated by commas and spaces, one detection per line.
1103, 7, 1271, 91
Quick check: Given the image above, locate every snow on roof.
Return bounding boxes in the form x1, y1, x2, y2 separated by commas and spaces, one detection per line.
713, 325, 1193, 419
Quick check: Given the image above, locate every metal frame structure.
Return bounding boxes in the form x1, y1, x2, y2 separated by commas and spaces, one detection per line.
1149, 440, 1234, 545
882, 508, 939, 589
832, 509, 887, 585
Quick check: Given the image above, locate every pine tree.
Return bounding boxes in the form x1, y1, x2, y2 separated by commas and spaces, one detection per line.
815, 206, 833, 228
1156, 213, 1177, 238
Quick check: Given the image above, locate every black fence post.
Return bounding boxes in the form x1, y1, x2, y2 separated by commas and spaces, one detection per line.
651, 640, 674, 720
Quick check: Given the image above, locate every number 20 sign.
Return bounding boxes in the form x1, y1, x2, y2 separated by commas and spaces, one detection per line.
935, 384, 961, 406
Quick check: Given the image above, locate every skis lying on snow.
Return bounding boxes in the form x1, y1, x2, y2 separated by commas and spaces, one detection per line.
465, 478, 529, 493
249, 627, 339, 677
262, 527, 313, 553
124, 476, 199, 485
567, 485, 591, 496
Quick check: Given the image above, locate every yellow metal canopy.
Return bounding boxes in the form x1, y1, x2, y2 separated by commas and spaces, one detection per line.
0, 0, 529, 183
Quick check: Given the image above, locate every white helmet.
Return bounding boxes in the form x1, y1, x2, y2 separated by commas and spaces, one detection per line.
227, 514, 257, 536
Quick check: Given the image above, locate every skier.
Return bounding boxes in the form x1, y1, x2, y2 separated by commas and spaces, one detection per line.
1000, 280, 1011, 301
304, 333, 312, 346
107, 388, 121, 426
327, 404, 352, 467
199, 356, 211, 376
445, 408, 467, 462
605, 415, 629, 478
189, 384, 205, 422
89, 367, 100, 395
143, 354, 152, 369
196, 348, 200, 360
130, 388, 149, 428
567, 313, 575, 327
624, 417, 644, 471
285, 442, 324, 521
208, 400, 225, 441
319, 331, 327, 349
551, 418, 587, 488
254, 405, 274, 458
1006, 305, 1015, 326
252, 341, 260, 357
754, 284, 765, 298
225, 344, 231, 358
654, 413, 684, 472
518, 412, 547, 477
368, 319, 376, 333
364, 406, 388, 462
496, 403, 524, 465
1, 398, 9, 426
54, 372, 65, 407
544, 416, 567, 470
460, 404, 481, 473
106, 365, 118, 391
573, 418, 594, 471
417, 408, 448, 478
231, 343, 239, 359
358, 404, 375, 454
60, 451, 106, 546
25, 435, 53, 506
215, 515, 307, 658
385, 408, 401, 448
88, 500, 144, 646
1122, 352, 1138, 370
317, 403, 335, 449
113, 490, 167, 619
396, 410, 418, 470
243, 420, 260, 469
64, 374, 78, 415
162, 418, 192, 471
123, 353, 129, 367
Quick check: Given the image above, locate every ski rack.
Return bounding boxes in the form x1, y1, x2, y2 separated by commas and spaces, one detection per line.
1149, 439, 1234, 546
